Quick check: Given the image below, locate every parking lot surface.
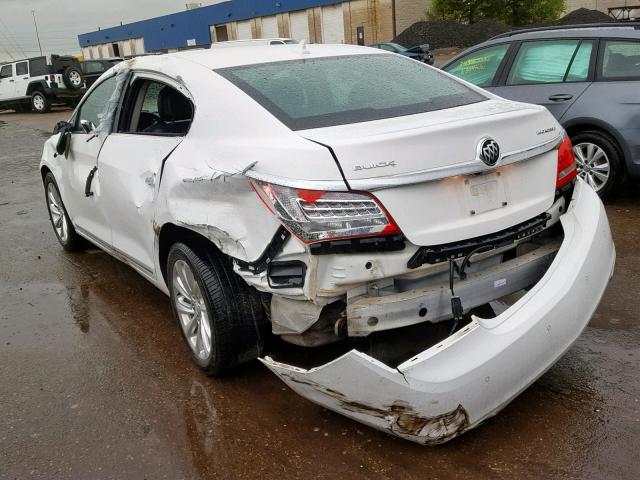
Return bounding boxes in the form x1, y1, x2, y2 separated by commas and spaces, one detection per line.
1, 110, 639, 479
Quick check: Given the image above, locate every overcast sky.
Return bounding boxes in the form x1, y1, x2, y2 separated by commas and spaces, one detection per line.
0, 0, 225, 62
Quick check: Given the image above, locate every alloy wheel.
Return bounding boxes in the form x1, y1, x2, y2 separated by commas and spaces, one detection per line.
33, 94, 45, 111
573, 142, 610, 193
47, 182, 69, 243
172, 259, 212, 360
69, 70, 82, 86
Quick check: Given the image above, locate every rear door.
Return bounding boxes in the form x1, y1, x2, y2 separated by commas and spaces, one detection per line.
14, 61, 29, 97
97, 73, 193, 275
490, 39, 595, 120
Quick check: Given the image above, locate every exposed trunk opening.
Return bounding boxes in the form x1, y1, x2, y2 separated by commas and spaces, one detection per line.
266, 222, 565, 370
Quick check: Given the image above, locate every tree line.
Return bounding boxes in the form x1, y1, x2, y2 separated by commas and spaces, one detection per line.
429, 0, 566, 26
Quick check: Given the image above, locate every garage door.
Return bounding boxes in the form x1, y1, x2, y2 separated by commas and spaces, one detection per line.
261, 15, 279, 38
321, 4, 345, 44
289, 10, 310, 42
236, 20, 252, 40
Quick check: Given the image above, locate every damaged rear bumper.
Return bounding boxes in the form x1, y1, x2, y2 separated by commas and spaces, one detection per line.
261, 179, 615, 444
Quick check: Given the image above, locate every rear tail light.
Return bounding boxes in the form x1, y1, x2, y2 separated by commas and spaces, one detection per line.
556, 134, 577, 189
250, 179, 400, 244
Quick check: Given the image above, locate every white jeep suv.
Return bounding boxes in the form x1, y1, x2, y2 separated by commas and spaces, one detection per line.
0, 54, 85, 113
40, 45, 615, 445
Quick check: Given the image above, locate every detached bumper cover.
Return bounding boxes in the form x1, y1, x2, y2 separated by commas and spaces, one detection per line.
262, 179, 615, 444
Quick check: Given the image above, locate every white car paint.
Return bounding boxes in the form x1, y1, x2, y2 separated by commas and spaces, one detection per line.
40, 44, 615, 444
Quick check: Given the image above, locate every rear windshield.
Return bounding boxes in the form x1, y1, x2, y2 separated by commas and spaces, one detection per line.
216, 54, 486, 130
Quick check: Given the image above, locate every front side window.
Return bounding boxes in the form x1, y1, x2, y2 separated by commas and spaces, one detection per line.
217, 54, 485, 130
75, 71, 128, 133
507, 40, 589, 85
15, 62, 28, 76
0, 65, 12, 79
601, 40, 640, 79
444, 44, 510, 87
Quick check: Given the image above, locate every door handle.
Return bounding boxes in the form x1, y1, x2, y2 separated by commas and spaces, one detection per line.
8, 79, 14, 82
548, 94, 573, 102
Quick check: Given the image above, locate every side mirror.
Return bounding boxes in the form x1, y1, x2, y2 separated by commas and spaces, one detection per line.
80, 119, 95, 134
55, 129, 71, 156
53, 120, 71, 134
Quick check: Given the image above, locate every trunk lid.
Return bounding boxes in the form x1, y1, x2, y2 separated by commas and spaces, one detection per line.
300, 99, 562, 246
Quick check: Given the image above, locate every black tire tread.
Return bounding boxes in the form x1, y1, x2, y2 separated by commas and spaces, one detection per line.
44, 172, 85, 251
168, 242, 267, 375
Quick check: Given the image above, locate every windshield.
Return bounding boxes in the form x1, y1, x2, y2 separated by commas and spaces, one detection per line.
216, 54, 485, 130
387, 43, 407, 52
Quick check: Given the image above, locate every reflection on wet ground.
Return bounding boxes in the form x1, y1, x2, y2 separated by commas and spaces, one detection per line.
1, 120, 639, 479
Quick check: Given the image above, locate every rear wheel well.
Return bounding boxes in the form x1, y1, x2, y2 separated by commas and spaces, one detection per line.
27, 82, 46, 96
158, 223, 223, 287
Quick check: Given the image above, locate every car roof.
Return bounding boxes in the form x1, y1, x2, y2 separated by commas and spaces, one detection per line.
116, 43, 383, 71
485, 23, 640, 45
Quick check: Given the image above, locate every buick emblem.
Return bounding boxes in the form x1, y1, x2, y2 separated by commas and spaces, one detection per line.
477, 138, 501, 166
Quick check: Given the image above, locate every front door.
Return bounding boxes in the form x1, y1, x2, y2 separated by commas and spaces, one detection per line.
0, 64, 15, 100
60, 73, 126, 245
98, 75, 193, 275
490, 39, 595, 120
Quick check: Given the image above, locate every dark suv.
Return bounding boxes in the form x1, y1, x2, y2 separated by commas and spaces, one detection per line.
443, 23, 640, 197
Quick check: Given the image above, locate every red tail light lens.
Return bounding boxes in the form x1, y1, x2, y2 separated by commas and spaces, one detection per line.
250, 179, 400, 244
557, 135, 577, 189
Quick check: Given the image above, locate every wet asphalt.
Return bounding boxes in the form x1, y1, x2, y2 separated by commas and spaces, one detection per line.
1, 110, 639, 480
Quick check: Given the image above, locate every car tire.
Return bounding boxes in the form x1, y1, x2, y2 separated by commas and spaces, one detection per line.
31, 91, 50, 113
570, 130, 623, 198
62, 66, 84, 90
44, 172, 85, 251
167, 242, 267, 375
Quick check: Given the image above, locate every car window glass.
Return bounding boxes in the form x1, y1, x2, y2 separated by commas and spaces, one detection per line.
379, 44, 395, 52
28, 57, 47, 77
601, 40, 640, 79
566, 41, 593, 82
15, 62, 28, 76
83, 62, 105, 74
218, 54, 485, 130
0, 65, 12, 78
126, 80, 193, 135
507, 40, 579, 85
77, 76, 117, 131
444, 44, 510, 87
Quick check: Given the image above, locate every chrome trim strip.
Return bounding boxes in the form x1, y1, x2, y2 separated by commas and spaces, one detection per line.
244, 134, 562, 192
76, 225, 155, 277
244, 171, 348, 191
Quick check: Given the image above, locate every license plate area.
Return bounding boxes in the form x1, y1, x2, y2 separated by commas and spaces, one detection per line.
463, 172, 508, 216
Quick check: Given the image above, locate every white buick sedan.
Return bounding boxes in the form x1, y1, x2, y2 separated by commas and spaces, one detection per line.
40, 44, 615, 445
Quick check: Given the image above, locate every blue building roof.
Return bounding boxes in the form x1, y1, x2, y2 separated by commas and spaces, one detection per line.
78, 0, 348, 51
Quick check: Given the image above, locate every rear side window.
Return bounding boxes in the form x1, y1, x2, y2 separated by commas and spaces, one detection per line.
507, 40, 593, 85
566, 41, 593, 81
217, 54, 485, 130
601, 40, 640, 79
83, 61, 105, 74
120, 79, 193, 136
0, 65, 12, 78
28, 57, 48, 77
444, 44, 510, 87
15, 62, 28, 76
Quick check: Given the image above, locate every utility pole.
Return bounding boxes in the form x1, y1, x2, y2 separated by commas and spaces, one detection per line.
31, 10, 43, 56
